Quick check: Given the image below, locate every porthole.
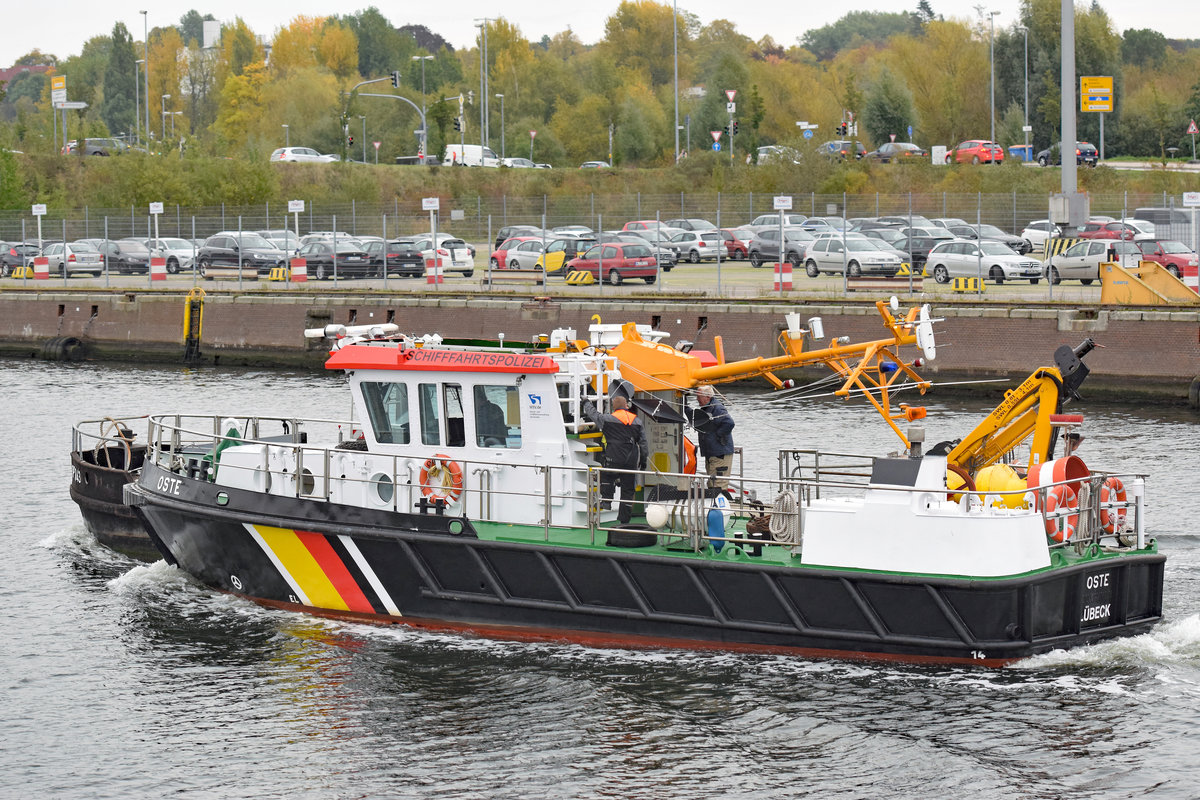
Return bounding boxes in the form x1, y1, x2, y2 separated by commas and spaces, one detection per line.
371, 472, 394, 503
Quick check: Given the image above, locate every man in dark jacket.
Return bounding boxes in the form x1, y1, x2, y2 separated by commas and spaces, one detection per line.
684, 384, 735, 489
582, 395, 648, 524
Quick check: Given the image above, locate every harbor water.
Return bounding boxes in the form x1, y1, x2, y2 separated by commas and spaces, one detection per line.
6, 358, 1200, 799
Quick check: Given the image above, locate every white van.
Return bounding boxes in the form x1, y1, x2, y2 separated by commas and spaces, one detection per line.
443, 144, 500, 167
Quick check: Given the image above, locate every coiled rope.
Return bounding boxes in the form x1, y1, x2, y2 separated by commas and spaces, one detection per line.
770, 489, 801, 545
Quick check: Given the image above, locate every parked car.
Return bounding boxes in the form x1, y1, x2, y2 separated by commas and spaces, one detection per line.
409, 234, 476, 277
947, 140, 1004, 164
804, 237, 903, 277
820, 140, 867, 160
63, 138, 128, 156
493, 225, 546, 251
748, 228, 815, 267
930, 217, 970, 229
893, 234, 948, 267
144, 237, 198, 273
877, 215, 935, 228
595, 232, 676, 270
42, 241, 104, 277
802, 216, 849, 234
1136, 239, 1199, 279
551, 225, 593, 236
565, 242, 659, 284
197, 232, 287, 276
665, 218, 716, 232
90, 239, 152, 274
621, 220, 686, 241
579, 160, 610, 168
1035, 141, 1098, 167
756, 145, 802, 164
1043, 239, 1141, 284
750, 213, 807, 228
296, 240, 373, 279
926, 239, 1042, 284
269, 147, 338, 163
1077, 220, 1155, 241
720, 228, 752, 260
363, 239, 425, 278
538, 238, 594, 276
866, 142, 928, 162
490, 236, 544, 268
1020, 220, 1062, 252
944, 224, 1031, 254
1134, 207, 1192, 241
1, 242, 43, 276
667, 230, 725, 262
256, 230, 302, 254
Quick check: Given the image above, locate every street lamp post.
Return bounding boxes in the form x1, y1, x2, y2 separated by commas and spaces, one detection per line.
282, 124, 289, 147
161, 93, 170, 141
412, 55, 433, 162
474, 19, 491, 149
141, 11, 149, 151
1020, 25, 1029, 153
134, 59, 143, 147
673, 0, 679, 163
495, 94, 504, 159
359, 115, 366, 163
988, 10, 1000, 145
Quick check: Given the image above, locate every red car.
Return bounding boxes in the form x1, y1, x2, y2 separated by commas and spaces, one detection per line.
1077, 221, 1142, 241
1137, 239, 1199, 282
720, 228, 750, 260
947, 140, 1004, 164
566, 241, 659, 285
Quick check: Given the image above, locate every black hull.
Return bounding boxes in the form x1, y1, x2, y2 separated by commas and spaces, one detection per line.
128, 464, 1166, 667
70, 447, 158, 561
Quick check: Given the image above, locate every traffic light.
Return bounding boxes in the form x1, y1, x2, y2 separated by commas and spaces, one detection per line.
390, 70, 400, 88
732, 120, 739, 135
723, 125, 729, 135
453, 117, 462, 132
348, 135, 354, 147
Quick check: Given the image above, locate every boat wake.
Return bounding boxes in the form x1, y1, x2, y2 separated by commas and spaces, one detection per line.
1016, 613, 1200, 670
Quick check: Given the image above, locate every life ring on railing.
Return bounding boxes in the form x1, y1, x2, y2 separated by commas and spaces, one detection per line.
683, 437, 697, 474
1099, 476, 1127, 534
419, 454, 463, 502
1042, 484, 1079, 543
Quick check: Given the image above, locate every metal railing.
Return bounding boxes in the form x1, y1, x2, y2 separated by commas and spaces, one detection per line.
143, 414, 1144, 557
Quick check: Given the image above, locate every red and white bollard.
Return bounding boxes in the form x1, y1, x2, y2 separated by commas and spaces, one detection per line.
290, 257, 307, 282
773, 262, 792, 291
150, 256, 167, 281
33, 256, 49, 280
425, 257, 444, 284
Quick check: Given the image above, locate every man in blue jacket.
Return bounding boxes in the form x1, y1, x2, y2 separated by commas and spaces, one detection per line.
582, 395, 649, 525
685, 384, 735, 489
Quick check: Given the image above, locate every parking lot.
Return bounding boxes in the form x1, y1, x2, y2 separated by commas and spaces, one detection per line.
0, 257, 1103, 304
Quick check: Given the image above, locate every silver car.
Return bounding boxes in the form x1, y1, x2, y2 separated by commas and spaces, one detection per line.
43, 241, 104, 277
145, 237, 198, 273
1044, 239, 1140, 285
668, 230, 724, 262
804, 237, 903, 277
926, 239, 1043, 284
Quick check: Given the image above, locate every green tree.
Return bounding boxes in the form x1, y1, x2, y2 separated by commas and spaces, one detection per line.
346, 7, 408, 79
1122, 29, 1166, 68
863, 71, 915, 145
179, 10, 215, 47
801, 11, 920, 61
60, 36, 112, 113
222, 18, 261, 78
102, 23, 137, 138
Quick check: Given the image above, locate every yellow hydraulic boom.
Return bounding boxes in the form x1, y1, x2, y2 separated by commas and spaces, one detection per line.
605, 300, 935, 447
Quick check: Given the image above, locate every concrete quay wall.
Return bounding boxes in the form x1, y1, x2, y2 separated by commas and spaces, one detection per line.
1, 290, 1197, 403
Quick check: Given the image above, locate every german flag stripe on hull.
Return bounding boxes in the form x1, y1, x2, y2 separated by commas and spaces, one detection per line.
244, 523, 400, 615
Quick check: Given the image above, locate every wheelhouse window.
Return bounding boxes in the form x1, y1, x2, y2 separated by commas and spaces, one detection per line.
419, 383, 440, 445
361, 382, 411, 444
444, 384, 465, 447
474, 385, 520, 448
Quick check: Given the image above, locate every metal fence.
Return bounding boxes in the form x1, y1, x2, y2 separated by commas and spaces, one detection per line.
2, 191, 1195, 250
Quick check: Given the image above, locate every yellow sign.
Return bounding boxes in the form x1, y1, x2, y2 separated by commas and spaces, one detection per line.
51, 76, 66, 90
1081, 76, 1113, 113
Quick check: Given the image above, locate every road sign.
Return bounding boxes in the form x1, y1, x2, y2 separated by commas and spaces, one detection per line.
149, 202, 164, 215
803, 129, 813, 139
1189, 120, 1199, 135
726, 102, 736, 113
32, 204, 46, 216
422, 197, 440, 211
530, 130, 537, 138
373, 141, 381, 150
1183, 192, 1200, 207
907, 125, 913, 139
288, 200, 305, 213
773, 195, 793, 210
1080, 76, 1113, 113
710, 130, 722, 142
712, 142, 721, 151
725, 89, 736, 102
51, 75, 66, 106
54, 101, 87, 110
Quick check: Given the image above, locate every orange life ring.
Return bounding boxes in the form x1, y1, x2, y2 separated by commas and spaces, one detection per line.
683, 437, 697, 474
1099, 476, 1127, 534
1042, 484, 1079, 543
419, 454, 463, 502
